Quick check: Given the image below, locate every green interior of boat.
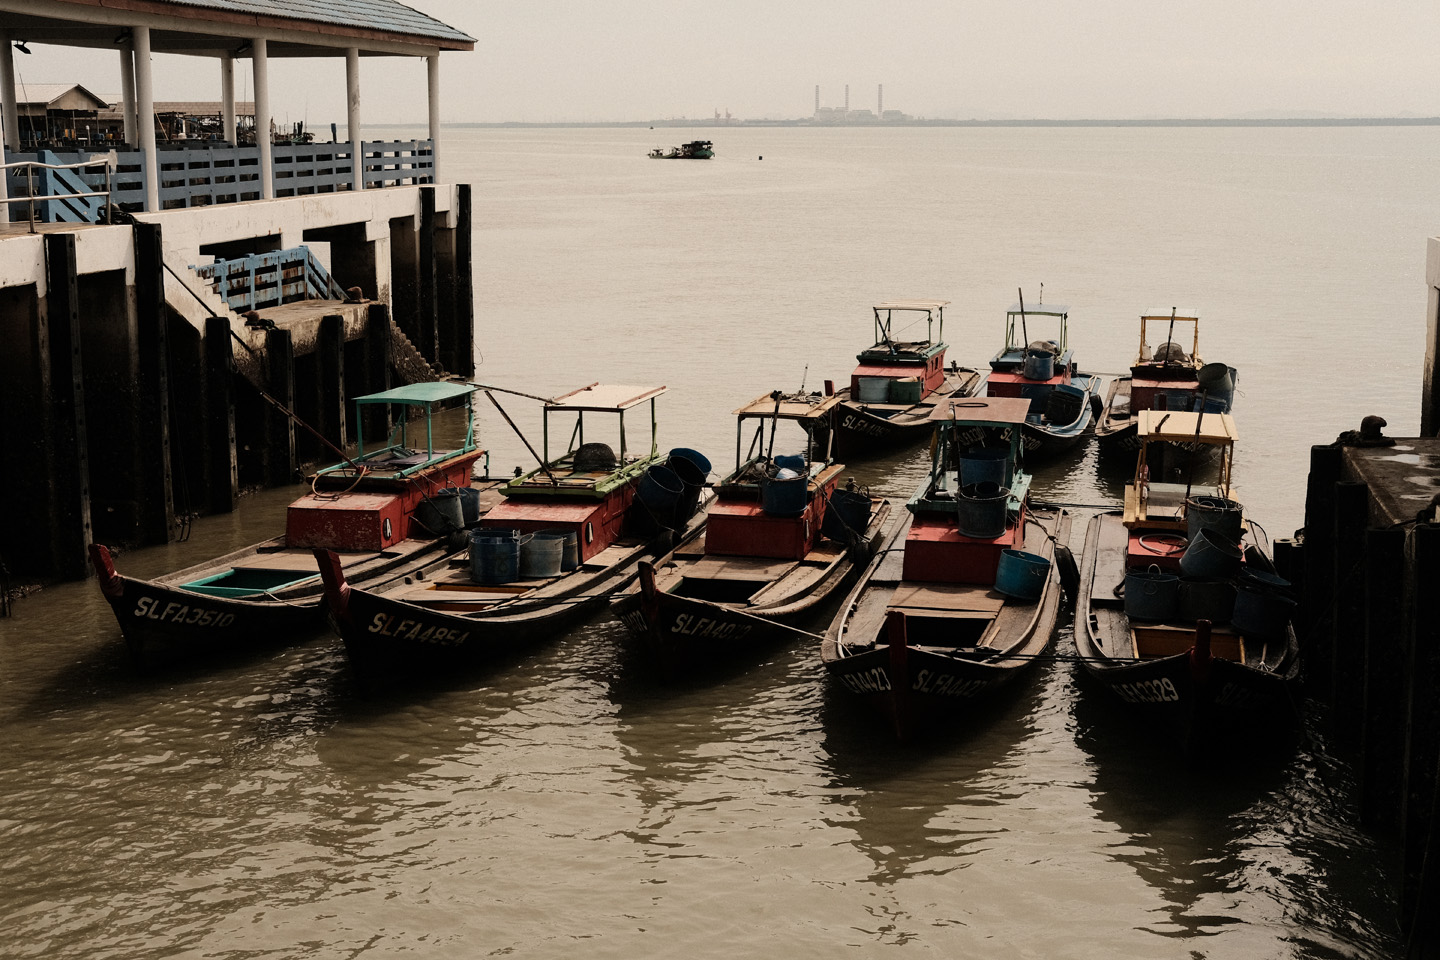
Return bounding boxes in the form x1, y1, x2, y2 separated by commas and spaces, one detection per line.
181, 568, 320, 598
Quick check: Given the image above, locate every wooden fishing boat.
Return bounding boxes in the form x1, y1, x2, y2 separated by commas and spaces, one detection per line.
648, 140, 714, 159
823, 300, 984, 458
822, 396, 1070, 740
90, 382, 491, 662
983, 297, 1101, 461
1076, 409, 1300, 740
1095, 309, 1237, 471
317, 383, 713, 680
610, 389, 891, 672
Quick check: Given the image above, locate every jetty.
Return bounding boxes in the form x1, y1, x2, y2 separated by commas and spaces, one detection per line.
0, 0, 476, 585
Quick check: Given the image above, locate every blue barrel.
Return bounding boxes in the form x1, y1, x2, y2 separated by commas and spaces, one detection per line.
636, 464, 684, 524
668, 447, 712, 477
1125, 568, 1179, 621
1023, 350, 1055, 380
822, 489, 873, 542
995, 549, 1051, 600
761, 474, 808, 517
470, 528, 522, 584
774, 454, 806, 473
1186, 496, 1244, 543
1198, 362, 1236, 408
956, 483, 1009, 539
414, 488, 464, 536
959, 448, 1012, 488
1179, 528, 1242, 580
666, 452, 708, 526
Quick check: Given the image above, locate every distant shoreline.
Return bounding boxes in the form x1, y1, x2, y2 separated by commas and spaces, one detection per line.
417, 117, 1440, 130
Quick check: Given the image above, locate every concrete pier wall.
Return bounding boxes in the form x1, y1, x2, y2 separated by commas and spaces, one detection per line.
0, 185, 475, 583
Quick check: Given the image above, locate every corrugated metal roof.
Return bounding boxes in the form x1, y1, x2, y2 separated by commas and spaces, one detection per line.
152, 0, 474, 44
11, 83, 109, 108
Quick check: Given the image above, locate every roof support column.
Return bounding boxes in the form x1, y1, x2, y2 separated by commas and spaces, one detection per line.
0, 31, 18, 152
0, 103, 8, 209
119, 41, 136, 146
346, 47, 363, 192
427, 53, 440, 183
134, 25, 159, 211
253, 37, 273, 199
220, 52, 236, 146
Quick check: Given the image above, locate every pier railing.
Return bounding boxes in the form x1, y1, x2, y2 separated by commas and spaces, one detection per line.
2, 140, 433, 219
1, 152, 114, 231
192, 246, 349, 313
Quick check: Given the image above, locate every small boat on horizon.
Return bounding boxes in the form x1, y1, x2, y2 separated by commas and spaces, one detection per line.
1075, 408, 1300, 746
316, 383, 713, 685
90, 382, 496, 663
648, 140, 714, 159
821, 395, 1070, 741
610, 389, 891, 674
822, 299, 984, 458
1095, 309, 1237, 474
983, 296, 1101, 461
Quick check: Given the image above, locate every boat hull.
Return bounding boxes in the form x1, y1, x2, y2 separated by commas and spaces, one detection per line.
1095, 376, 1225, 471
827, 369, 983, 458
1015, 373, 1101, 462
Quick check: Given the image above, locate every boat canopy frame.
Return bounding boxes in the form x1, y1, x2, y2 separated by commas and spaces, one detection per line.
871, 300, 948, 354
729, 391, 841, 475
909, 396, 1032, 516
1002, 302, 1070, 356
317, 381, 477, 480
1125, 410, 1238, 528
1137, 309, 1202, 367
540, 382, 667, 467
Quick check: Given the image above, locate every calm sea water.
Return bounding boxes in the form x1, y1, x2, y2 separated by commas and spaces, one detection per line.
4, 125, 1437, 958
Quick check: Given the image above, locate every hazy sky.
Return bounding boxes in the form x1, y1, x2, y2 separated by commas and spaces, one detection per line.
10, 0, 1440, 124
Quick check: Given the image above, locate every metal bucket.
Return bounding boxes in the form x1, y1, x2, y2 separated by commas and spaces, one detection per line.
995, 549, 1051, 600
959, 448, 1012, 488
1232, 581, 1296, 639
455, 486, 483, 525
537, 527, 580, 571
414, 488, 465, 536
1177, 577, 1235, 623
1179, 528, 1242, 580
822, 489, 872, 542
889, 377, 922, 404
520, 533, 566, 579
1198, 362, 1235, 407
1023, 350, 1055, 380
857, 376, 890, 402
469, 528, 523, 584
1186, 496, 1244, 544
956, 483, 1010, 539
1125, 567, 1179, 621
761, 474, 809, 517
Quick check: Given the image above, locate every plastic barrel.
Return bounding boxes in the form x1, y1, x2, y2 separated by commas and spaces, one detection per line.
470, 528, 522, 584
773, 454, 806, 473
889, 377, 922, 404
821, 489, 873, 542
636, 464, 684, 524
1198, 362, 1235, 408
995, 549, 1051, 601
1125, 568, 1180, 621
761, 474, 809, 517
668, 447, 712, 477
1023, 350, 1055, 380
415, 488, 464, 536
956, 483, 1010, 539
1177, 577, 1235, 623
959, 448, 1012, 488
1185, 496, 1244, 544
1179, 528, 1242, 580
857, 377, 890, 402
666, 453, 708, 526
520, 533, 566, 579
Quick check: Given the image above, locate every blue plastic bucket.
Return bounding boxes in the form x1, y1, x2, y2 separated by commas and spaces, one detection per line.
956, 483, 1010, 539
995, 549, 1051, 600
470, 528, 522, 584
959, 448, 1012, 488
1179, 528, 1242, 580
1177, 577, 1235, 623
761, 474, 809, 517
666, 452, 708, 526
1125, 568, 1179, 621
636, 464, 684, 520
1232, 582, 1296, 639
1023, 350, 1055, 380
668, 447, 712, 477
1186, 496, 1244, 543
773, 454, 806, 473
822, 489, 873, 542
415, 488, 465, 536
1198, 362, 1235, 407
520, 533, 566, 579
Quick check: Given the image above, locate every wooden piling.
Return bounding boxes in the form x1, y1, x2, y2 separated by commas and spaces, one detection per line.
132, 222, 176, 545
364, 302, 393, 444
1402, 523, 1440, 933
452, 182, 474, 378
1362, 524, 1408, 828
41, 233, 92, 579
318, 314, 347, 456
1331, 480, 1370, 730
203, 316, 238, 513
418, 185, 439, 366
264, 327, 297, 487
1303, 444, 1345, 689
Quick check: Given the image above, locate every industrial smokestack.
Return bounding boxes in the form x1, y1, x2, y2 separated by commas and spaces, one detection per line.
815, 85, 819, 115
878, 84, 883, 117
845, 85, 850, 114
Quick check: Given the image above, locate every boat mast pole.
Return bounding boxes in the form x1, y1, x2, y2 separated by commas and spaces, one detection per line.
1165, 307, 1177, 366
486, 391, 559, 484
1017, 288, 1029, 357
